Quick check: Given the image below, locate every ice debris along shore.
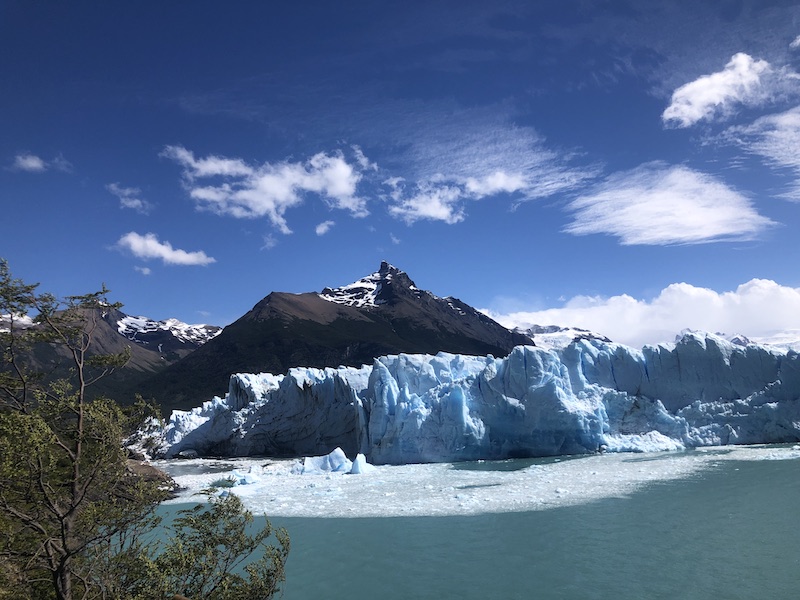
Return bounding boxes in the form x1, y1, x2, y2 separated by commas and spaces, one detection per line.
156, 445, 800, 517
140, 331, 800, 464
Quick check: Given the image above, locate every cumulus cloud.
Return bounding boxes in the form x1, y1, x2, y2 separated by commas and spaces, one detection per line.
134, 266, 152, 276
162, 145, 369, 234
9, 153, 72, 173
115, 232, 215, 266
662, 53, 773, 127
721, 105, 800, 200
107, 182, 153, 214
315, 220, 335, 235
464, 171, 528, 196
564, 162, 775, 245
486, 279, 800, 349
388, 182, 466, 224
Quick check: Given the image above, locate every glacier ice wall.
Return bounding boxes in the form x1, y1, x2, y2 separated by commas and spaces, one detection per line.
151, 332, 800, 463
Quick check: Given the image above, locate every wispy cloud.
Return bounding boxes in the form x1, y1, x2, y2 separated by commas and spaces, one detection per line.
161, 145, 369, 234
9, 153, 72, 173
134, 266, 152, 276
486, 279, 800, 349
721, 105, 800, 200
315, 220, 335, 235
115, 232, 216, 266
261, 234, 278, 250
564, 162, 776, 245
107, 182, 153, 214
662, 53, 799, 128
381, 113, 597, 224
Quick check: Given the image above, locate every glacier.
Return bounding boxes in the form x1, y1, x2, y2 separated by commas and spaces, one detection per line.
145, 332, 800, 464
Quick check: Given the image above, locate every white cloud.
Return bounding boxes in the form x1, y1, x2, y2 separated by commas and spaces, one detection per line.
261, 234, 278, 250
352, 145, 378, 171
377, 107, 597, 225
390, 233, 401, 245
162, 145, 369, 234
315, 220, 335, 235
134, 266, 152, 276
464, 171, 527, 196
791, 35, 800, 49
564, 162, 775, 245
9, 153, 72, 173
115, 232, 215, 266
11, 153, 47, 172
50, 155, 73, 173
722, 105, 800, 200
107, 182, 153, 214
388, 182, 465, 224
486, 279, 800, 349
662, 53, 772, 127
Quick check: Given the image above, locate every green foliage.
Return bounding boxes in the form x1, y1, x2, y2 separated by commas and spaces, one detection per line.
115, 493, 290, 600
0, 260, 289, 600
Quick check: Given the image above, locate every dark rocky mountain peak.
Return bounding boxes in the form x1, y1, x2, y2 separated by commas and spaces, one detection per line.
319, 261, 419, 308
144, 262, 534, 412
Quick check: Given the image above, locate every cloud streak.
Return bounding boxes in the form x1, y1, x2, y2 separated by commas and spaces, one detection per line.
486, 278, 800, 349
9, 153, 72, 173
115, 232, 215, 266
564, 162, 775, 245
107, 183, 153, 214
722, 105, 800, 200
162, 145, 369, 234
315, 220, 335, 235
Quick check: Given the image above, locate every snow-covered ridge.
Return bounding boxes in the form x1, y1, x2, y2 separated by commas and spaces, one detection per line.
139, 331, 800, 464
318, 271, 387, 308
522, 325, 611, 351
317, 262, 481, 320
0, 313, 34, 333
117, 315, 221, 345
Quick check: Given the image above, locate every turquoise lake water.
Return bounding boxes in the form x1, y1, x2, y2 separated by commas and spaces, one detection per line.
161, 455, 799, 599
276, 458, 797, 599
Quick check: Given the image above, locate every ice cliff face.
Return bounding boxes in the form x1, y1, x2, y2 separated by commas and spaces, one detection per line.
148, 332, 800, 463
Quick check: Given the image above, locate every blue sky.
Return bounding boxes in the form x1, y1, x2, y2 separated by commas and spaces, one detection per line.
4, 1, 800, 347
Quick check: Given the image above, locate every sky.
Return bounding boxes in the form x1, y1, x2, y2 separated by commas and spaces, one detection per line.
3, 0, 800, 348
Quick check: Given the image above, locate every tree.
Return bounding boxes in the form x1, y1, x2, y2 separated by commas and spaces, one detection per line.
0, 260, 289, 599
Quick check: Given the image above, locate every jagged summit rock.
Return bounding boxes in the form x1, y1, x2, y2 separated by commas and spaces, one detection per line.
142, 262, 533, 412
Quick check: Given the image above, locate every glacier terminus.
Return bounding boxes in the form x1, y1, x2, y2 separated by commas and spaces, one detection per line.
142, 331, 800, 464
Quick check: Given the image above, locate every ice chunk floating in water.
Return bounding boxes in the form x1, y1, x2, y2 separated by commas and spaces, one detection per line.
146, 332, 800, 464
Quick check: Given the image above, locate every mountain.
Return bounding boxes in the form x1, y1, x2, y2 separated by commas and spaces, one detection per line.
114, 312, 221, 361
2, 307, 220, 402
520, 325, 612, 350
141, 262, 532, 412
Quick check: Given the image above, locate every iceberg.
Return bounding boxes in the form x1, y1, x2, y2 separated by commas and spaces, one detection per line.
144, 332, 800, 464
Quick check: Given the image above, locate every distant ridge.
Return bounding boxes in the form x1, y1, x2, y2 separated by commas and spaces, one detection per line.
142, 262, 533, 412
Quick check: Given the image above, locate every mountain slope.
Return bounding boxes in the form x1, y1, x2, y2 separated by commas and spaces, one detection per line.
2, 307, 221, 403
142, 262, 532, 412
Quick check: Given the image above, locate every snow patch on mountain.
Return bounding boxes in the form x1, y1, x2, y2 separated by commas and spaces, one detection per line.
117, 315, 221, 345
319, 273, 386, 308
0, 313, 34, 333
522, 325, 611, 350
